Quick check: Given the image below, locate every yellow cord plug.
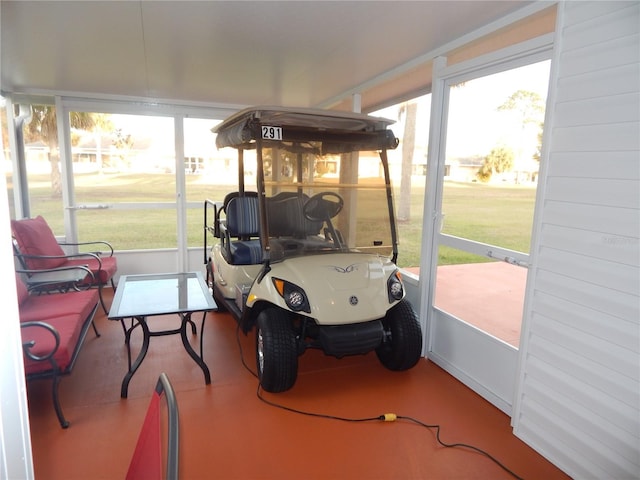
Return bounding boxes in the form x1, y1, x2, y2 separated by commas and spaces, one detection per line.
382, 413, 397, 422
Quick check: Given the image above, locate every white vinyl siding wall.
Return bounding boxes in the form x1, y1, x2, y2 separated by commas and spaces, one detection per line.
513, 2, 640, 479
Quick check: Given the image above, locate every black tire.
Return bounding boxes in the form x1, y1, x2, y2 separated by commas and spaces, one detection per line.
256, 308, 298, 392
376, 299, 422, 371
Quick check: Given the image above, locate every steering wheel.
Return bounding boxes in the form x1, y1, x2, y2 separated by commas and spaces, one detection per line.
303, 192, 344, 222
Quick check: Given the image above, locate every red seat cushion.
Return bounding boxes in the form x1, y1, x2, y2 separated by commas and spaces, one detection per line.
21, 314, 84, 375
19, 289, 99, 324
65, 256, 117, 284
11, 216, 67, 270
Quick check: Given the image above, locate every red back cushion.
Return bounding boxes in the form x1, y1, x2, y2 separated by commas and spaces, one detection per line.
11, 216, 67, 269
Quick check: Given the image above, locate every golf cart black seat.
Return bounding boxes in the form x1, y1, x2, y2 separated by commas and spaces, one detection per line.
221, 194, 262, 265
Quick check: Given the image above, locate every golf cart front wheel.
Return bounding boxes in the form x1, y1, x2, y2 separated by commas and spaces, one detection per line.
376, 299, 422, 371
256, 308, 298, 392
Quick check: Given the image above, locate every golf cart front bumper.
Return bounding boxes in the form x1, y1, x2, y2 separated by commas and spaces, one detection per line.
316, 320, 384, 358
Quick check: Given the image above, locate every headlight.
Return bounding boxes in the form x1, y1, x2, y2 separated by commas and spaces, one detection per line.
387, 270, 404, 302
272, 278, 311, 313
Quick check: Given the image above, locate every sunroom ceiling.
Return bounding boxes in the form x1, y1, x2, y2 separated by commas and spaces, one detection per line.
1, 1, 534, 111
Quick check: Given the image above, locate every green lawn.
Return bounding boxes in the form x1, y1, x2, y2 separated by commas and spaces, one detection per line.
395, 181, 536, 267
7, 173, 537, 267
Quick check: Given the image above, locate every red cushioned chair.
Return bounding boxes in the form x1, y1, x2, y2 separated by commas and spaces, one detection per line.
11, 215, 118, 315
17, 272, 100, 428
126, 373, 179, 480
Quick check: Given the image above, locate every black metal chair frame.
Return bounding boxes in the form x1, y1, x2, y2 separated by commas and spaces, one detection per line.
21, 300, 100, 428
13, 238, 117, 315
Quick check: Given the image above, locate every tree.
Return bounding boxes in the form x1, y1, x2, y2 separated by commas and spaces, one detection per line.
532, 123, 543, 162
397, 101, 417, 221
497, 90, 544, 126
477, 145, 514, 182
498, 90, 545, 182
90, 113, 114, 172
23, 106, 97, 195
112, 128, 134, 169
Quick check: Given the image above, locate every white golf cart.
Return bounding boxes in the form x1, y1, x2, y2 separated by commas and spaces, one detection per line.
204, 106, 422, 392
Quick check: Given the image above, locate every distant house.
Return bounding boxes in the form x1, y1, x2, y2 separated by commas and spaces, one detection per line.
446, 156, 484, 182
445, 155, 539, 184
23, 141, 50, 174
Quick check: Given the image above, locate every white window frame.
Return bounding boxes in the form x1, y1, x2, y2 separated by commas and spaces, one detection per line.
56, 97, 236, 273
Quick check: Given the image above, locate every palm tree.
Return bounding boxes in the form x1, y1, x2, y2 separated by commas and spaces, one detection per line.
477, 145, 515, 182
24, 106, 97, 195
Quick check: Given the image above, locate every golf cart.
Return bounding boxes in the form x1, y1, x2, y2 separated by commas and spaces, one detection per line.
204, 106, 422, 392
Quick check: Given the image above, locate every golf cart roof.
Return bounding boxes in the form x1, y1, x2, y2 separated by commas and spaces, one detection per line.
214, 106, 398, 153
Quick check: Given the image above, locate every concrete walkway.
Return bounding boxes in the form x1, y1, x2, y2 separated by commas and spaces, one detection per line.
408, 262, 527, 347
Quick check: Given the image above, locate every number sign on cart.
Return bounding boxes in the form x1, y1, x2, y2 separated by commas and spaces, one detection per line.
261, 125, 282, 140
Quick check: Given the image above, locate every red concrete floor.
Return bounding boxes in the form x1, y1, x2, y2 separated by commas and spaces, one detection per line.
435, 262, 527, 347
24, 288, 570, 480
408, 262, 527, 347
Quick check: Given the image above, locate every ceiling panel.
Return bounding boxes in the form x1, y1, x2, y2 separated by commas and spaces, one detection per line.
1, 1, 536, 108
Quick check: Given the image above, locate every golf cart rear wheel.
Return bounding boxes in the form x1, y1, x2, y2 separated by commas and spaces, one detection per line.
376, 300, 422, 371
256, 308, 298, 393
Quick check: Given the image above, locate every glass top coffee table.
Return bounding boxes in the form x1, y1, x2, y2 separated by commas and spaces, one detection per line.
108, 271, 217, 398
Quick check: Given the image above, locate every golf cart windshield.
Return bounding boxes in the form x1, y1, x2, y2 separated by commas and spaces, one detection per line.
214, 107, 400, 263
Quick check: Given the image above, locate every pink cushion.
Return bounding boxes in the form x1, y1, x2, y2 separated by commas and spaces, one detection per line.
11, 216, 66, 270
21, 314, 84, 374
19, 289, 99, 324
15, 274, 29, 305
